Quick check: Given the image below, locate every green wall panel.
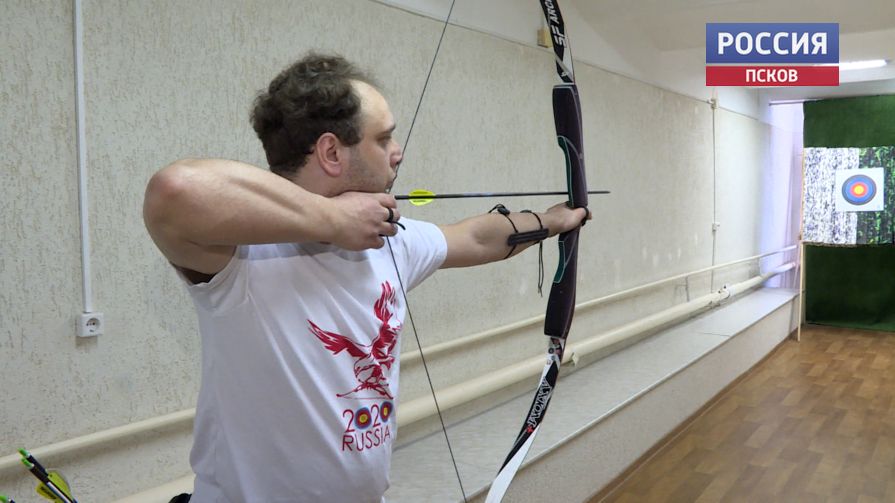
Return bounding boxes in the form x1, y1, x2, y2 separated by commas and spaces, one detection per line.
805, 244, 895, 332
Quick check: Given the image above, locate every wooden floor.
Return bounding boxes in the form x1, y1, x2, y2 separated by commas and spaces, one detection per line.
593, 325, 895, 503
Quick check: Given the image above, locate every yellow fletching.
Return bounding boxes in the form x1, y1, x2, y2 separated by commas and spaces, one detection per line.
407, 189, 436, 206
35, 470, 72, 502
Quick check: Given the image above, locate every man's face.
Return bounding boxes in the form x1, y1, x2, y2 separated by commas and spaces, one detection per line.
344, 82, 403, 193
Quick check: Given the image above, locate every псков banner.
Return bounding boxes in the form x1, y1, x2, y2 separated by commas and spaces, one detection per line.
706, 23, 839, 86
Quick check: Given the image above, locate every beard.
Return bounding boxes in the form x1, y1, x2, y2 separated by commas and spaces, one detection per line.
347, 148, 392, 193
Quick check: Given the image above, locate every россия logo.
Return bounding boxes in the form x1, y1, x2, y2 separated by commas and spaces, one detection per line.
706, 23, 839, 86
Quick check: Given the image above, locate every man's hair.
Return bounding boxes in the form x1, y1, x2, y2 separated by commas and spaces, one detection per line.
251, 53, 378, 177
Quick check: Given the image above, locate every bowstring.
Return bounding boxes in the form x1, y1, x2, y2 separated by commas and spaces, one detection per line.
385, 0, 468, 501
386, 240, 467, 501
391, 0, 457, 181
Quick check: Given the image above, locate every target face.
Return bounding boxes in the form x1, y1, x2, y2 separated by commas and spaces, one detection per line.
841, 174, 877, 205
355, 407, 372, 429
380, 401, 393, 421
835, 168, 885, 212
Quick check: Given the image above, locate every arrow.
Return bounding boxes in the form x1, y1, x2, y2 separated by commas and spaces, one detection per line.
396, 189, 610, 206
18, 450, 76, 503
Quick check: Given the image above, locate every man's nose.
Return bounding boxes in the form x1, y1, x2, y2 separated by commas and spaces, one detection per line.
392, 145, 404, 168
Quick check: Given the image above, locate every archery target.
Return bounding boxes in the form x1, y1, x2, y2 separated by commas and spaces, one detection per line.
380, 401, 393, 421
835, 168, 885, 212
355, 407, 372, 429
842, 175, 876, 204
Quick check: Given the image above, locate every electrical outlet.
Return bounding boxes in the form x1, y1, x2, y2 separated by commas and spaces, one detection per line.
78, 312, 104, 337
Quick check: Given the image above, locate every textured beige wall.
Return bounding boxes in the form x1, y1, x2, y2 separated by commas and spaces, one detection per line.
0, 0, 773, 500
715, 109, 772, 264
1, 0, 84, 469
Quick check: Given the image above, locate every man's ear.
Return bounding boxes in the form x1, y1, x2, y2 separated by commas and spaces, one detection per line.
314, 132, 345, 177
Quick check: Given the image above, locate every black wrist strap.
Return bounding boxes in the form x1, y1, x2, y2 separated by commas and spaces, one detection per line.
489, 204, 518, 260
519, 210, 546, 296
506, 228, 550, 245
489, 205, 549, 294
507, 210, 549, 245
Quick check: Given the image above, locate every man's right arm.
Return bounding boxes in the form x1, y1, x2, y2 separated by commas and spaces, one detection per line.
143, 158, 399, 275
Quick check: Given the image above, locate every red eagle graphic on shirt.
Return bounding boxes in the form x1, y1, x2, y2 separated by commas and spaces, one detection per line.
309, 282, 403, 399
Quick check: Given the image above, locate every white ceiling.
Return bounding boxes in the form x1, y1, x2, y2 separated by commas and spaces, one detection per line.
573, 0, 895, 100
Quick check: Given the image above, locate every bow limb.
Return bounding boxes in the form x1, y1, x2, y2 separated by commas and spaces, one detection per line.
485, 1, 588, 501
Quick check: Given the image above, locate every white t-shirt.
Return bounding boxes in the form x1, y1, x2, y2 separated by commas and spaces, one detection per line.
180, 218, 447, 502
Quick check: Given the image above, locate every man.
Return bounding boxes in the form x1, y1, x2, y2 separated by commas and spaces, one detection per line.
143, 53, 586, 502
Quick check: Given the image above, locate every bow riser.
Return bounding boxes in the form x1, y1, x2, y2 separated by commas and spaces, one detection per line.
545, 84, 586, 340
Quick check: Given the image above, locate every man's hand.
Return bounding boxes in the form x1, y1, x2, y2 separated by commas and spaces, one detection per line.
327, 192, 401, 250
544, 201, 590, 237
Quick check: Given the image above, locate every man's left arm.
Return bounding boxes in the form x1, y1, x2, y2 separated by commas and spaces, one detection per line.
438, 202, 588, 268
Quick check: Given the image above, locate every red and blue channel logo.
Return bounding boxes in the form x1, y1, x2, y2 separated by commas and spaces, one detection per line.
706, 23, 839, 86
